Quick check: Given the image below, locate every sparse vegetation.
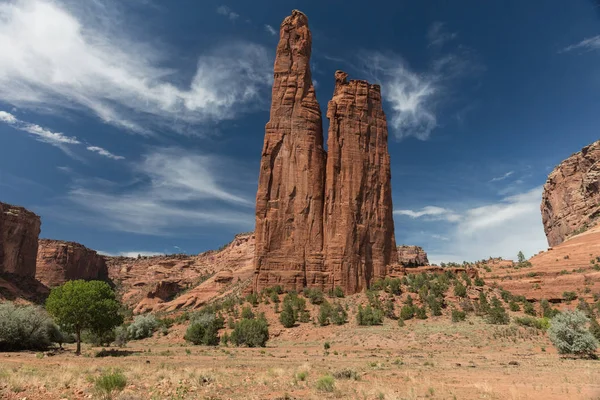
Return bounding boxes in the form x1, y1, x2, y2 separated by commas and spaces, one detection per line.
316, 374, 335, 392
127, 314, 158, 340
94, 369, 127, 400
0, 303, 56, 351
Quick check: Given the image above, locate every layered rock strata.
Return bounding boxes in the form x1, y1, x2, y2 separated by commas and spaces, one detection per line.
541, 140, 600, 246
35, 239, 109, 287
397, 245, 429, 267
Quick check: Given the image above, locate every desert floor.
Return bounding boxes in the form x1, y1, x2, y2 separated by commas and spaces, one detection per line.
1, 317, 599, 400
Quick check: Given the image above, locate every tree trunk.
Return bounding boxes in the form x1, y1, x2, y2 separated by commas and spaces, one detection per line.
76, 329, 81, 355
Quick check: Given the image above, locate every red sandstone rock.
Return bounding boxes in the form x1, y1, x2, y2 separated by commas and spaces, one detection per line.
253, 10, 327, 292
35, 239, 109, 287
0, 202, 40, 277
323, 71, 397, 293
397, 245, 429, 267
542, 140, 600, 246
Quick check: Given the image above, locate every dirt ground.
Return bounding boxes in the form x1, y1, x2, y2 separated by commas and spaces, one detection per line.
1, 317, 599, 400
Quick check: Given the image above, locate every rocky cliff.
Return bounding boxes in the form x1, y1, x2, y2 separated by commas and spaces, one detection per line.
324, 71, 397, 293
0, 202, 41, 277
397, 245, 429, 267
254, 10, 327, 292
541, 140, 600, 246
35, 239, 109, 287
253, 11, 398, 295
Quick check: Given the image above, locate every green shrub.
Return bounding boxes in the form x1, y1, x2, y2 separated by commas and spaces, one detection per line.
304, 288, 325, 305
400, 305, 415, 321
270, 292, 280, 303
451, 310, 466, 322
82, 329, 115, 347
318, 302, 332, 326
509, 301, 520, 312
454, 282, 467, 298
415, 307, 428, 320
323, 341, 331, 350
523, 301, 536, 316
296, 371, 308, 381
230, 317, 269, 347
315, 374, 335, 392
356, 304, 384, 326
333, 286, 345, 298
113, 326, 128, 347
589, 318, 600, 341
184, 312, 223, 346
389, 278, 402, 295
562, 291, 577, 302
541, 299, 559, 318
127, 314, 158, 340
487, 302, 509, 325
426, 295, 443, 316
548, 310, 598, 356
474, 277, 485, 287
332, 368, 359, 380
246, 293, 259, 307
477, 291, 490, 315
279, 302, 296, 328
241, 306, 255, 320
514, 316, 550, 330
0, 303, 54, 351
94, 369, 126, 400
330, 303, 348, 325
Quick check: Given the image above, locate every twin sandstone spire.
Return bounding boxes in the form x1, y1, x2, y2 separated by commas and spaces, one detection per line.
254, 10, 396, 295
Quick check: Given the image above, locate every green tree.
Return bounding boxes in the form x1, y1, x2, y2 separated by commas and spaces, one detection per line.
279, 302, 296, 328
517, 251, 526, 264
548, 310, 598, 356
46, 280, 122, 355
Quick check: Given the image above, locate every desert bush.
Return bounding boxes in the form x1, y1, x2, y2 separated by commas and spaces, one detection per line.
246, 293, 259, 307
82, 329, 116, 347
230, 316, 269, 347
474, 276, 485, 287
589, 317, 600, 341
333, 286, 345, 298
333, 368, 359, 380
241, 306, 255, 320
415, 306, 428, 320
330, 303, 347, 325
426, 295, 443, 316
514, 316, 550, 330
523, 301, 537, 316
113, 326, 128, 347
316, 374, 335, 392
548, 310, 598, 356
318, 302, 332, 326
454, 282, 467, 298
540, 299, 559, 318
94, 369, 127, 400
184, 312, 223, 346
304, 288, 325, 305
509, 301, 520, 312
279, 302, 296, 328
477, 291, 490, 315
486, 299, 509, 325
356, 304, 383, 326
0, 303, 54, 351
562, 291, 577, 302
127, 314, 158, 340
400, 305, 415, 321
389, 278, 402, 295
451, 309, 466, 322
270, 292, 280, 303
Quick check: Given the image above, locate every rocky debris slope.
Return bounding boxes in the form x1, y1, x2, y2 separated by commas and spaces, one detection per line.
324, 71, 397, 293
481, 225, 600, 303
253, 10, 327, 293
397, 245, 429, 268
107, 233, 255, 314
541, 140, 600, 246
35, 239, 109, 287
254, 11, 397, 295
0, 202, 40, 277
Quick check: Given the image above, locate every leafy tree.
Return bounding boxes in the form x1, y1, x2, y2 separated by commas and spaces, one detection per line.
548, 310, 598, 357
330, 303, 347, 325
318, 302, 332, 326
46, 280, 122, 355
517, 251, 526, 264
230, 316, 269, 347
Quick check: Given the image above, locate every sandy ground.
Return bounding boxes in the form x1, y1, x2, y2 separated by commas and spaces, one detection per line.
1, 317, 599, 400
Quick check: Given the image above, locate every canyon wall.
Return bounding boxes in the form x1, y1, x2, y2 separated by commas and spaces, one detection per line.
397, 245, 429, 267
541, 140, 600, 246
0, 202, 41, 277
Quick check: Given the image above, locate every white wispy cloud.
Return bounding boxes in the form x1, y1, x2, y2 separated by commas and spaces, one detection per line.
412, 186, 547, 264
0, 0, 272, 135
98, 250, 165, 258
561, 35, 600, 53
216, 5, 239, 21
265, 24, 277, 36
0, 110, 80, 145
59, 147, 254, 235
427, 22, 457, 48
394, 205, 461, 222
86, 146, 124, 160
490, 171, 514, 182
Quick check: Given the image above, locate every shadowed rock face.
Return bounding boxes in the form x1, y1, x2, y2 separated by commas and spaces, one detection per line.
254, 10, 327, 292
397, 245, 429, 267
542, 140, 600, 246
324, 71, 397, 293
0, 202, 41, 277
35, 239, 109, 287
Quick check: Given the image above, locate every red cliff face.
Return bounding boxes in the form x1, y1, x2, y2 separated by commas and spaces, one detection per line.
541, 140, 600, 246
253, 10, 327, 292
35, 239, 108, 287
397, 245, 429, 267
0, 202, 41, 277
253, 12, 398, 295
324, 71, 397, 293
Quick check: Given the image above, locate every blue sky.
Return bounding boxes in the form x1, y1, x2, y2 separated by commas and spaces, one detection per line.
1, 0, 600, 262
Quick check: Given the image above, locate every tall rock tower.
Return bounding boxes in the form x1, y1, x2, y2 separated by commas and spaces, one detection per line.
253, 10, 327, 292
324, 71, 397, 293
